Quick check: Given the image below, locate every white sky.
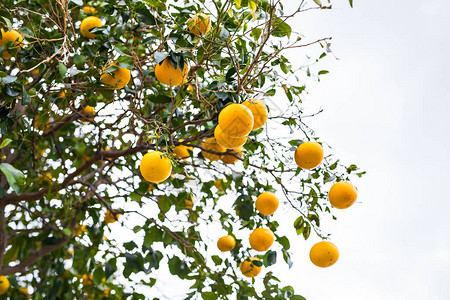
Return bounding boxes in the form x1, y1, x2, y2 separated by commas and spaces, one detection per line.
280, 0, 450, 299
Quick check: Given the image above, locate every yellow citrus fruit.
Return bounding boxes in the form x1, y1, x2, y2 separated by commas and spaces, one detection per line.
100, 63, 131, 89
174, 139, 193, 160
82, 6, 98, 14
309, 241, 339, 268
0, 276, 10, 295
188, 13, 211, 36
255, 192, 279, 215
155, 57, 188, 86
328, 181, 358, 209
201, 137, 226, 161
217, 235, 236, 252
140, 151, 172, 183
240, 257, 261, 278
249, 228, 274, 252
59, 90, 67, 99
80, 16, 102, 39
104, 210, 120, 224
81, 105, 95, 122
242, 99, 268, 130
18, 286, 29, 297
82, 274, 93, 285
187, 84, 195, 93
214, 125, 247, 149
294, 141, 324, 169
218, 103, 254, 138
31, 68, 39, 75
0, 29, 24, 59
74, 225, 87, 237
214, 179, 226, 191
220, 146, 243, 164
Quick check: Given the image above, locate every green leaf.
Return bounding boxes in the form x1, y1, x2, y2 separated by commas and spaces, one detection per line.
117, 56, 134, 69
0, 139, 12, 149
349, 0, 353, 7
58, 63, 67, 77
0, 75, 17, 84
0, 163, 25, 194
264, 250, 277, 266
147, 94, 171, 104
277, 236, 290, 250
93, 267, 104, 285
22, 85, 31, 105
211, 255, 222, 266
201, 292, 218, 300
272, 18, 292, 38
313, 0, 322, 7
318, 70, 329, 75
73, 54, 86, 68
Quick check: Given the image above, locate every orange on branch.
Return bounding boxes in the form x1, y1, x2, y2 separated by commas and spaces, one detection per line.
155, 56, 188, 86
104, 210, 120, 224
214, 125, 247, 149
0, 276, 10, 295
249, 228, 274, 252
187, 13, 211, 36
80, 16, 102, 39
294, 141, 324, 170
140, 151, 172, 183
240, 257, 262, 278
217, 235, 236, 252
220, 147, 243, 164
0, 29, 24, 59
218, 104, 254, 138
201, 137, 226, 161
310, 241, 339, 268
174, 139, 193, 160
328, 181, 358, 209
101, 63, 131, 89
255, 192, 279, 215
242, 99, 268, 130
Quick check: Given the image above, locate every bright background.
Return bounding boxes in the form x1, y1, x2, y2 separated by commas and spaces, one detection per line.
280, 0, 450, 299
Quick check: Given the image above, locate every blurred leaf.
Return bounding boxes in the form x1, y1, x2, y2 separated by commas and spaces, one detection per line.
0, 163, 25, 194
0, 138, 12, 149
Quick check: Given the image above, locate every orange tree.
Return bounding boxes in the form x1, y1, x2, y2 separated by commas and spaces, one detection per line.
0, 0, 363, 298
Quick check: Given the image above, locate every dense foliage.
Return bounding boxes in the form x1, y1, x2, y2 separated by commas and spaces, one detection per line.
0, 0, 362, 298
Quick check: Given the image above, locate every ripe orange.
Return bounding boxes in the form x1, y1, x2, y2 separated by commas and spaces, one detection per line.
294, 141, 324, 169
240, 257, 262, 278
217, 235, 236, 252
174, 139, 193, 160
255, 192, 279, 215
187, 13, 211, 36
80, 16, 102, 39
82, 6, 97, 14
249, 228, 274, 252
201, 137, 225, 161
0, 276, 10, 295
100, 63, 131, 89
328, 181, 358, 209
81, 105, 95, 122
242, 99, 268, 130
0, 29, 24, 59
214, 125, 247, 149
309, 241, 339, 268
18, 287, 29, 297
140, 151, 172, 183
104, 210, 120, 224
218, 104, 254, 137
220, 146, 243, 164
155, 57, 188, 86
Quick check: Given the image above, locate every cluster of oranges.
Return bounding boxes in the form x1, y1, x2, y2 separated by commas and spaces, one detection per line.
217, 191, 279, 277
294, 141, 358, 268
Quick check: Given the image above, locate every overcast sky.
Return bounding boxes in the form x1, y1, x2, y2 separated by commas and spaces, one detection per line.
279, 0, 450, 299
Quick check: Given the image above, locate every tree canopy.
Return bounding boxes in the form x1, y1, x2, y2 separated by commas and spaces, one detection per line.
0, 0, 362, 299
